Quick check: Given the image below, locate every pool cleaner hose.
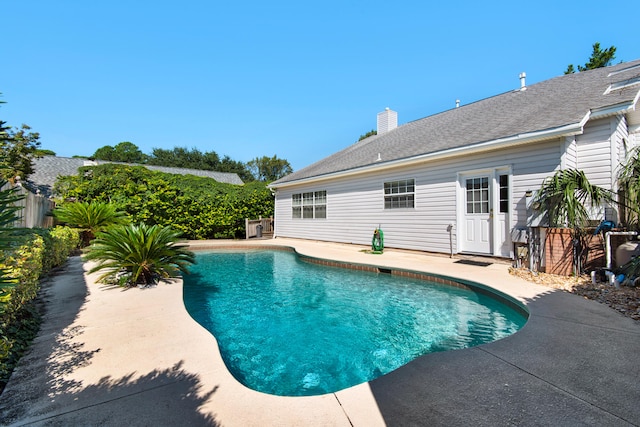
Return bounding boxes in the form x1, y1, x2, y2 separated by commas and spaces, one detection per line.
372, 228, 384, 252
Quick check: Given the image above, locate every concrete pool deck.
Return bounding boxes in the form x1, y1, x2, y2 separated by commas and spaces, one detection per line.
1, 238, 639, 426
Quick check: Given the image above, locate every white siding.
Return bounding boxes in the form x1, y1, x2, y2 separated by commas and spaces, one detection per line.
614, 115, 629, 183
274, 139, 563, 256
576, 117, 616, 189
561, 136, 577, 169
630, 126, 640, 150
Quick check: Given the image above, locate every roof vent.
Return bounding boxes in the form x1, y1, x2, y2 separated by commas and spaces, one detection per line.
377, 108, 398, 135
455, 99, 460, 108
519, 72, 527, 91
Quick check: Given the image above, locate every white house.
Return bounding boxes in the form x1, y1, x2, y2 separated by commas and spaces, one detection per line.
269, 60, 640, 260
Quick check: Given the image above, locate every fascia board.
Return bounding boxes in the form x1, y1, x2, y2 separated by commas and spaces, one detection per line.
590, 100, 636, 119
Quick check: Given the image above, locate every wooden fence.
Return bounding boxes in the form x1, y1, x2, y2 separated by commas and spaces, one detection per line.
245, 217, 273, 239
2, 183, 55, 228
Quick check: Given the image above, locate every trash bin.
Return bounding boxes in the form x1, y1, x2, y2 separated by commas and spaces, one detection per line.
256, 224, 263, 238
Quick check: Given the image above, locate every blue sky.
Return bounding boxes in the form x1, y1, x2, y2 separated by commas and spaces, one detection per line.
2, 1, 638, 171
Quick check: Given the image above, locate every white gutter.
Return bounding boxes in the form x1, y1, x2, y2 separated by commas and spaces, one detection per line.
270, 115, 590, 189
590, 100, 636, 118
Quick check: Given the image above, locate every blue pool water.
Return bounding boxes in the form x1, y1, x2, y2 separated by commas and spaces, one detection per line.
182, 250, 527, 396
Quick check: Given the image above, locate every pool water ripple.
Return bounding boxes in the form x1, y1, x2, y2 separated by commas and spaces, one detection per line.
183, 250, 527, 396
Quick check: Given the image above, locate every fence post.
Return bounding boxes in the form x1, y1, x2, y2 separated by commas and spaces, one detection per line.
245, 218, 249, 240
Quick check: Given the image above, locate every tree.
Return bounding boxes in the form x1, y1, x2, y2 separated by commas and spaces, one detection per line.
218, 155, 254, 182
617, 147, 640, 230
0, 124, 42, 184
535, 169, 615, 229
246, 155, 293, 182
534, 169, 616, 274
565, 42, 617, 74
147, 147, 213, 169
53, 201, 129, 246
92, 141, 147, 163
35, 149, 56, 156
358, 130, 377, 141
147, 147, 254, 182
83, 223, 195, 287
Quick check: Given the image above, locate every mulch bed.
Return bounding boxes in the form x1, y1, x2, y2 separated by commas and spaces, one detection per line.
509, 267, 640, 321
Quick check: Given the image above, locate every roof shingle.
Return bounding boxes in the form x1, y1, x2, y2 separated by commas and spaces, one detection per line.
272, 59, 640, 186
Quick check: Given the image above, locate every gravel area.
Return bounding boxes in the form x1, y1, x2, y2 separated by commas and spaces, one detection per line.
509, 267, 640, 321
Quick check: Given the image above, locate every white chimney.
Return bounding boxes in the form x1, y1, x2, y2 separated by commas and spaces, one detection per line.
377, 107, 398, 135
519, 72, 527, 90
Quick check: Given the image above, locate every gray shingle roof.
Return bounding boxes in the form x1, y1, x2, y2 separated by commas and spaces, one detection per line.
27, 157, 244, 196
272, 59, 640, 186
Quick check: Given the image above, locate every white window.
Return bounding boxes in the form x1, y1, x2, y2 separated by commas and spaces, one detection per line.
292, 190, 327, 219
292, 194, 302, 218
466, 177, 489, 214
499, 174, 509, 213
384, 179, 415, 209
314, 191, 327, 219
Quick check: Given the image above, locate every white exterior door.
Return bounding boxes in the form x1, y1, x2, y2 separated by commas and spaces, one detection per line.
463, 176, 492, 254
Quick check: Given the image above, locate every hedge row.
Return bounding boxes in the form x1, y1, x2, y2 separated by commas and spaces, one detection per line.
0, 226, 80, 387
55, 163, 274, 240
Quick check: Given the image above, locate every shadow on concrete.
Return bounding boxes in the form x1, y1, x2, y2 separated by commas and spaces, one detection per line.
369, 289, 640, 426
0, 257, 220, 426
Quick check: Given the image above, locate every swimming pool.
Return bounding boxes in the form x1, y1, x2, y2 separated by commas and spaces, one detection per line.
182, 248, 527, 396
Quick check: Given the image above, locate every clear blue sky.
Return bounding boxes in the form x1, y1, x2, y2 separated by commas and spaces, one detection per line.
2, 1, 638, 171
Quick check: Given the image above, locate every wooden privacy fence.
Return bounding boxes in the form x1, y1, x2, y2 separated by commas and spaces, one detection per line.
245, 217, 273, 239
2, 183, 55, 228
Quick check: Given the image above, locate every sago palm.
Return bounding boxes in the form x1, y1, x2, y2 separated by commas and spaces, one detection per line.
83, 223, 195, 287
53, 201, 128, 246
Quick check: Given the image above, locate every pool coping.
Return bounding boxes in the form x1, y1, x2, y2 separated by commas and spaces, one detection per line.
1, 238, 639, 426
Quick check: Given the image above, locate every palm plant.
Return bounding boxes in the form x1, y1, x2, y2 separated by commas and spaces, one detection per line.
53, 201, 128, 246
534, 169, 615, 275
535, 169, 615, 230
617, 147, 640, 230
83, 223, 195, 287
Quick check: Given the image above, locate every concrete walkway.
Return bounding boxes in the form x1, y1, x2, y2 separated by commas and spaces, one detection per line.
0, 238, 639, 426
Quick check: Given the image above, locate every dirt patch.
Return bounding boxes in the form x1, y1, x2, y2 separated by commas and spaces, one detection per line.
509, 267, 640, 321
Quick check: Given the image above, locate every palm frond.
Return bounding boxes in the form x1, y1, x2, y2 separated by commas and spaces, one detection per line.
535, 169, 615, 230
84, 223, 195, 287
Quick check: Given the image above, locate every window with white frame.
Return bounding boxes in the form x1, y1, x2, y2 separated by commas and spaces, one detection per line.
292, 194, 302, 218
314, 190, 327, 218
292, 190, 326, 219
499, 174, 509, 213
466, 177, 489, 214
384, 179, 415, 209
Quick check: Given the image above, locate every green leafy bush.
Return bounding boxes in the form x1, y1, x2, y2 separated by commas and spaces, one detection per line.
55, 164, 274, 239
84, 223, 195, 287
0, 226, 79, 390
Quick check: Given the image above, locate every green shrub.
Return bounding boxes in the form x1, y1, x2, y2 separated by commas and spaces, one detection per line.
48, 226, 81, 267
54, 164, 274, 239
84, 223, 195, 287
0, 226, 79, 391
0, 233, 45, 312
